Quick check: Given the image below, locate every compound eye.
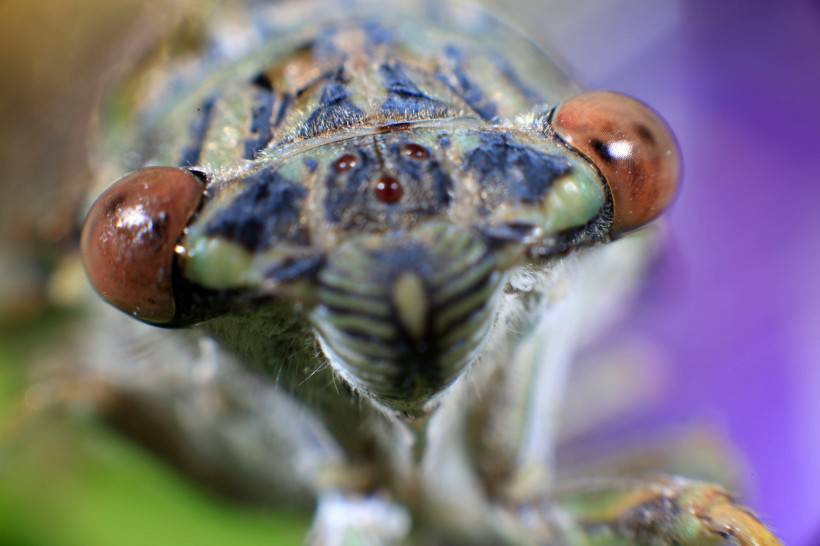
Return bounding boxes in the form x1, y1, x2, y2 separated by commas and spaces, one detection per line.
80, 167, 204, 324
551, 91, 681, 234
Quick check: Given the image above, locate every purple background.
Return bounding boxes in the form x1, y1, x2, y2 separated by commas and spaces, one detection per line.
540, 1, 820, 543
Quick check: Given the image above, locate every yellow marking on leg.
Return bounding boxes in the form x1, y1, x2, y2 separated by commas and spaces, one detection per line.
557, 478, 782, 546
679, 485, 782, 546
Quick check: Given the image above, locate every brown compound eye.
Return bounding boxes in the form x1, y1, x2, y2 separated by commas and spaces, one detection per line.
551, 91, 681, 234
80, 167, 205, 324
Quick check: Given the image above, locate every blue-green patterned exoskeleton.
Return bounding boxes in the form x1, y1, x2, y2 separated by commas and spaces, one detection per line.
78, 1, 780, 545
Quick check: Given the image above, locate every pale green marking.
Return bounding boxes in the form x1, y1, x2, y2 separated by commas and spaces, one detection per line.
453, 131, 480, 151
432, 255, 494, 305
541, 162, 606, 233
184, 238, 255, 288
277, 155, 305, 181
324, 312, 396, 340
327, 332, 397, 362
432, 273, 500, 333
392, 273, 428, 340
429, 238, 485, 285
318, 288, 391, 317
437, 329, 485, 378
200, 84, 255, 167
320, 268, 386, 297
439, 301, 493, 347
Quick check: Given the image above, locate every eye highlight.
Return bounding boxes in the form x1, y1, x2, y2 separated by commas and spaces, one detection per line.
551, 91, 681, 234
80, 167, 204, 324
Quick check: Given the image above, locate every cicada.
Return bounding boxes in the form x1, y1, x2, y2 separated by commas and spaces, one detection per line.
68, 1, 781, 544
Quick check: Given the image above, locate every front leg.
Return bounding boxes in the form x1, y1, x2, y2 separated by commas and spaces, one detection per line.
470, 234, 659, 501
554, 476, 782, 546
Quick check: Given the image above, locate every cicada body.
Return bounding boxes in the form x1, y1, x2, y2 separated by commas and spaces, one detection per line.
72, 1, 779, 545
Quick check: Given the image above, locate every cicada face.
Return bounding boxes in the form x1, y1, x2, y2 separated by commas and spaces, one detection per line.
85, 107, 663, 415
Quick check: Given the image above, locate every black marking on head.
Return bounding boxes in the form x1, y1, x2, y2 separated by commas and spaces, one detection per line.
479, 222, 539, 247
251, 72, 273, 91
377, 121, 415, 133
243, 75, 276, 159
300, 70, 364, 138
274, 92, 293, 127
440, 45, 498, 121
492, 54, 545, 105
264, 254, 325, 283
206, 168, 308, 251
178, 97, 216, 167
465, 132, 573, 204
380, 62, 450, 120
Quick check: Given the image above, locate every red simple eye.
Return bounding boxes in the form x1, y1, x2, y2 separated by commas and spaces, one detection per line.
551, 91, 681, 234
80, 167, 204, 324
374, 175, 403, 204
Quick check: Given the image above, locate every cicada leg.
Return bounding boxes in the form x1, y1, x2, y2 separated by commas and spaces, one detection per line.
553, 476, 782, 546
467, 233, 659, 502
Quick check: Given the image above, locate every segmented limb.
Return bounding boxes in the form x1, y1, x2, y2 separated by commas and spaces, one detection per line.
469, 233, 660, 502
554, 477, 782, 546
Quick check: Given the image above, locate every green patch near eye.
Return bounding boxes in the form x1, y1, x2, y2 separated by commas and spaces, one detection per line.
183, 238, 255, 289
486, 153, 606, 240
541, 162, 606, 233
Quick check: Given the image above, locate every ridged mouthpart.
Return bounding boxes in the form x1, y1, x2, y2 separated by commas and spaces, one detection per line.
311, 222, 501, 415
